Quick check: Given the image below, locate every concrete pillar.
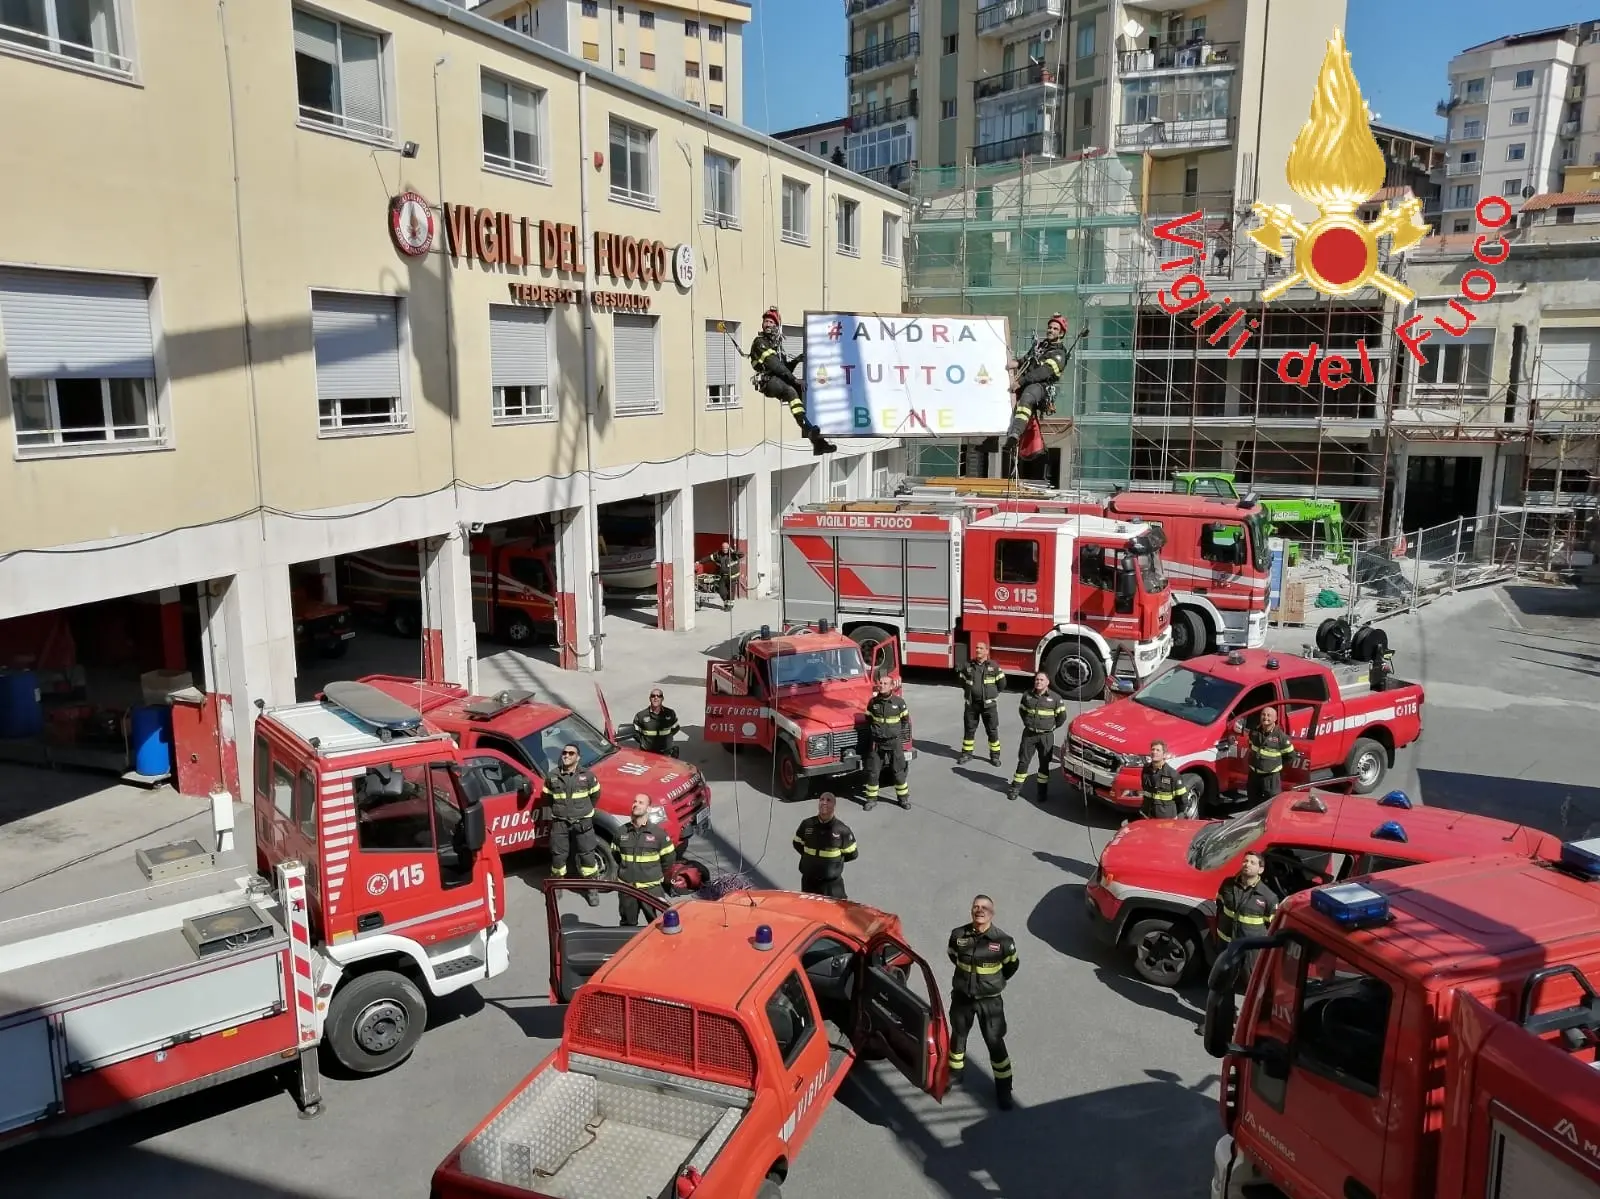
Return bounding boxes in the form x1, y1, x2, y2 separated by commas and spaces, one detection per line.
208, 565, 297, 802
748, 469, 773, 597
732, 475, 758, 597
556, 504, 600, 671
654, 488, 694, 631
420, 533, 477, 691
1387, 448, 1410, 539
318, 557, 338, 603
157, 586, 186, 671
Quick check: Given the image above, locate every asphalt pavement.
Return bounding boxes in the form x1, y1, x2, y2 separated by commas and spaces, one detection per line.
8, 582, 1600, 1199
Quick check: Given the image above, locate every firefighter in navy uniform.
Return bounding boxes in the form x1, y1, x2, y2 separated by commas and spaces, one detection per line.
1212, 851, 1279, 988
615, 793, 676, 927
1245, 704, 1295, 804
1139, 738, 1187, 819
547, 743, 602, 907
793, 792, 858, 898
632, 688, 680, 757
947, 894, 1021, 1110
749, 307, 835, 456
862, 673, 911, 811
1002, 314, 1072, 454
956, 643, 1007, 766
1008, 672, 1065, 803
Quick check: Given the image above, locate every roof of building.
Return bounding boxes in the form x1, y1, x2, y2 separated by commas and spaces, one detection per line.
772, 117, 851, 140
408, 0, 907, 205
1367, 186, 1416, 204
1416, 233, 1492, 255
1522, 192, 1600, 212
1460, 22, 1586, 54
1369, 122, 1438, 147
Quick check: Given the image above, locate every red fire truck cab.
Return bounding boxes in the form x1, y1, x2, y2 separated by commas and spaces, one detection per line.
1203, 845, 1600, 1199
781, 502, 1172, 701
0, 681, 509, 1148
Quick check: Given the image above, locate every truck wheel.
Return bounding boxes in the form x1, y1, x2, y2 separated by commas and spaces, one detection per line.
775, 741, 810, 804
500, 610, 536, 646
1180, 770, 1210, 818
590, 837, 619, 881
848, 624, 894, 669
389, 603, 420, 639
1043, 640, 1106, 702
1169, 608, 1207, 661
318, 638, 350, 660
1126, 917, 1199, 989
757, 1181, 782, 1199
325, 970, 427, 1075
1344, 737, 1387, 793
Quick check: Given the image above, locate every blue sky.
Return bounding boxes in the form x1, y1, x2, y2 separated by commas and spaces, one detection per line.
743, 0, 1599, 139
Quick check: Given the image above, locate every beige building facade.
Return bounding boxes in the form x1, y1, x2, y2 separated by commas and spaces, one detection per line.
0, 0, 906, 797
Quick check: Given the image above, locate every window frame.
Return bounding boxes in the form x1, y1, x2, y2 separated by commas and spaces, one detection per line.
835, 196, 861, 257
881, 211, 903, 266
781, 177, 811, 245
685, 58, 700, 78
1513, 68, 1534, 89
638, 10, 654, 29
355, 762, 438, 852
292, 6, 393, 146
581, 0, 598, 15
703, 150, 740, 225
310, 289, 410, 438
480, 71, 550, 182
640, 50, 655, 70
708, 23, 723, 42
1290, 942, 1394, 1097
1509, 107, 1529, 126
272, 762, 296, 820
10, 376, 161, 455
764, 970, 820, 1069
0, 0, 134, 80
705, 319, 742, 410
995, 537, 1042, 585
611, 312, 662, 417
608, 116, 659, 208
296, 767, 319, 839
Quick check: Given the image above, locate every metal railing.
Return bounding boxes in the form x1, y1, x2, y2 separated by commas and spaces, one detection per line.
971, 130, 1056, 166
847, 0, 908, 14
847, 32, 920, 75
861, 161, 914, 189
974, 61, 1061, 100
1117, 41, 1240, 75
847, 97, 918, 131
0, 20, 133, 76
1445, 159, 1481, 176
975, 0, 1064, 36
1115, 117, 1234, 151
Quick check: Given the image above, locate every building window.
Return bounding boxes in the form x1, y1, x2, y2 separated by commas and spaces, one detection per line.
940, 98, 957, 119
1514, 68, 1534, 89
609, 117, 656, 205
942, 33, 957, 55
1121, 74, 1232, 128
1503, 177, 1522, 198
0, 0, 130, 76
1, 269, 161, 454
1450, 183, 1475, 208
293, 9, 390, 142
1075, 21, 1094, 59
704, 150, 738, 224
581, 0, 598, 15
616, 6, 624, 23
1451, 218, 1470, 233
1556, 205, 1577, 225
709, 63, 723, 82
1507, 143, 1525, 161
640, 51, 655, 69
819, 139, 829, 154
836, 197, 861, 256
705, 320, 741, 408
1461, 118, 1482, 138
847, 121, 913, 173
582, 41, 599, 61
639, 10, 654, 29
782, 177, 811, 244
686, 59, 700, 77
882, 212, 902, 265
489, 305, 553, 423
829, 456, 852, 499
612, 314, 660, 416
685, 19, 699, 36
310, 292, 406, 435
1079, 94, 1093, 127
617, 48, 625, 65
1510, 107, 1529, 126
709, 23, 723, 43
481, 74, 547, 179
1459, 151, 1478, 166
1416, 339, 1490, 391
710, 103, 723, 116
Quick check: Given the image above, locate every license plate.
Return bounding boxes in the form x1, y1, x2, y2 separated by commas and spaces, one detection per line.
337, 631, 356, 641
1062, 754, 1114, 787
689, 808, 710, 832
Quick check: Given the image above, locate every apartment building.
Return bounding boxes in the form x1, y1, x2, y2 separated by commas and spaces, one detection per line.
1435, 20, 1600, 233
474, 0, 747, 120
773, 117, 850, 166
0, 0, 905, 802
1369, 122, 1446, 230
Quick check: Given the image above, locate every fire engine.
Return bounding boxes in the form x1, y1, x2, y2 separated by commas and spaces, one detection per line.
0, 681, 509, 1146
781, 500, 1172, 700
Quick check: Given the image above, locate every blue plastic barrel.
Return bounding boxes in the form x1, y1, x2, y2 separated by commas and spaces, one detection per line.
0, 671, 43, 739
130, 705, 173, 776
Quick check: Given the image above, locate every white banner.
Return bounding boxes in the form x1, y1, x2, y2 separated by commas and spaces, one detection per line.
802, 312, 1013, 437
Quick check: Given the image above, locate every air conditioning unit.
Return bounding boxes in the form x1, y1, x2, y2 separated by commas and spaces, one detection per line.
1041, 26, 1054, 41
850, 91, 862, 105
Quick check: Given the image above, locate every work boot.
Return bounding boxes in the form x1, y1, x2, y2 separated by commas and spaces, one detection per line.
989, 751, 1003, 767
996, 1080, 1015, 1111
1002, 434, 1017, 454
863, 796, 878, 812
957, 751, 973, 764
1006, 786, 1020, 802
898, 794, 911, 810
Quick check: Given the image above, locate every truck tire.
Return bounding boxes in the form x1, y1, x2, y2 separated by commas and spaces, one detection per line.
1126, 916, 1200, 988
318, 637, 350, 660
1344, 737, 1387, 793
590, 836, 619, 881
1179, 769, 1210, 818
1043, 640, 1106, 702
1169, 608, 1208, 660
774, 740, 810, 804
500, 609, 536, 646
847, 624, 895, 674
389, 603, 421, 639
757, 1181, 783, 1199
325, 970, 428, 1075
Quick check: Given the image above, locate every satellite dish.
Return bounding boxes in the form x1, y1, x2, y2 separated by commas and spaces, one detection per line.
1123, 19, 1144, 39
1522, 185, 1535, 198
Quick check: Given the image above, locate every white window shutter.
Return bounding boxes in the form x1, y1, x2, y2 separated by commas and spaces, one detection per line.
612, 314, 659, 414
311, 293, 402, 399
340, 28, 385, 132
489, 306, 549, 388
293, 10, 338, 63
0, 269, 155, 379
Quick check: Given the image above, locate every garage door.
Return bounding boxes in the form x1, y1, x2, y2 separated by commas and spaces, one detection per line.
1535, 329, 1600, 412
1490, 1121, 1600, 1199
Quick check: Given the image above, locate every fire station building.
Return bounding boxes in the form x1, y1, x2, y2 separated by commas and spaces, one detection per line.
0, 0, 908, 800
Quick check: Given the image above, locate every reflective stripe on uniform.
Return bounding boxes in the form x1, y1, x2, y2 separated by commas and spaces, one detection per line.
955, 961, 1005, 975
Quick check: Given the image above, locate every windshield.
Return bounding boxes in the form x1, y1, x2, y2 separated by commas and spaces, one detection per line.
1246, 511, 1270, 573
518, 712, 617, 775
1187, 801, 1271, 870
1137, 549, 1168, 593
1133, 665, 1243, 726
771, 646, 867, 687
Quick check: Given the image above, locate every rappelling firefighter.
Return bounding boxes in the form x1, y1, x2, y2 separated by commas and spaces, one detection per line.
1002, 314, 1072, 458
750, 307, 836, 456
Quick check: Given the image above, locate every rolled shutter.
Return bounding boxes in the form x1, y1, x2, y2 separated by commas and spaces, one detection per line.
1535, 329, 1599, 402
311, 293, 401, 400
490, 306, 549, 388
339, 27, 386, 133
782, 324, 804, 361
0, 269, 155, 380
612, 314, 659, 415
292, 9, 337, 64
705, 322, 740, 391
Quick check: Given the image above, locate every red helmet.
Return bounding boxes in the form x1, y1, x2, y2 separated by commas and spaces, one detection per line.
1047, 313, 1068, 334
763, 307, 781, 325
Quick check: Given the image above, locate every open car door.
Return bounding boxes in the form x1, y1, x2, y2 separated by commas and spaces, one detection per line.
543, 879, 670, 1004
1277, 699, 1325, 791
856, 932, 951, 1100
867, 635, 903, 686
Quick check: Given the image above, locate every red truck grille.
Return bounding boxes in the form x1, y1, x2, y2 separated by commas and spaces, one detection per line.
570, 988, 756, 1089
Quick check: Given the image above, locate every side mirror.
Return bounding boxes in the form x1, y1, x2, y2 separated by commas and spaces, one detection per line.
1232, 718, 1247, 735
516, 775, 534, 805
1203, 988, 1239, 1058
461, 801, 487, 853
1114, 565, 1137, 614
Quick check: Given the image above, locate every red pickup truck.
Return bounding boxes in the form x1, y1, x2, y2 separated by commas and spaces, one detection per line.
1061, 648, 1424, 815
431, 880, 951, 1199
1084, 788, 1562, 987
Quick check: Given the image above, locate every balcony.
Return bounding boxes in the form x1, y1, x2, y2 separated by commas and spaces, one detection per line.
1118, 40, 1238, 77
972, 130, 1058, 166
847, 0, 910, 14
1562, 120, 1581, 137
1446, 159, 1482, 177
847, 32, 920, 76
974, 61, 1060, 102
974, 0, 1063, 39
861, 161, 914, 190
848, 97, 918, 132
1570, 82, 1587, 101
1115, 116, 1233, 153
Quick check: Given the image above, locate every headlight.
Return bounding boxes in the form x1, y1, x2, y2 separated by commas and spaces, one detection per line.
805, 734, 830, 759
1120, 753, 1149, 768
647, 805, 668, 825
294, 623, 304, 635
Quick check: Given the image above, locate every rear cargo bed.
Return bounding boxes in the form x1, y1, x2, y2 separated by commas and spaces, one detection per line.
454, 1054, 749, 1198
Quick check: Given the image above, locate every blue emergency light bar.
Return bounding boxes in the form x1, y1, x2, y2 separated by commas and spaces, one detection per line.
753, 924, 774, 951
1560, 837, 1600, 880
1371, 820, 1409, 844
661, 909, 682, 935
1310, 882, 1390, 928
1378, 790, 1413, 809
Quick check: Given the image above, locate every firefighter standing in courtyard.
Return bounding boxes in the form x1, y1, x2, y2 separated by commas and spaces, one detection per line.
1246, 704, 1295, 804
793, 792, 858, 898
948, 894, 1021, 1110
547, 743, 602, 907
1008, 671, 1065, 803
749, 307, 836, 456
862, 672, 911, 811
702, 540, 744, 610
614, 792, 676, 927
1212, 850, 1279, 987
957, 643, 1007, 766
1002, 314, 1072, 455
1140, 738, 1187, 819
632, 688, 680, 757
